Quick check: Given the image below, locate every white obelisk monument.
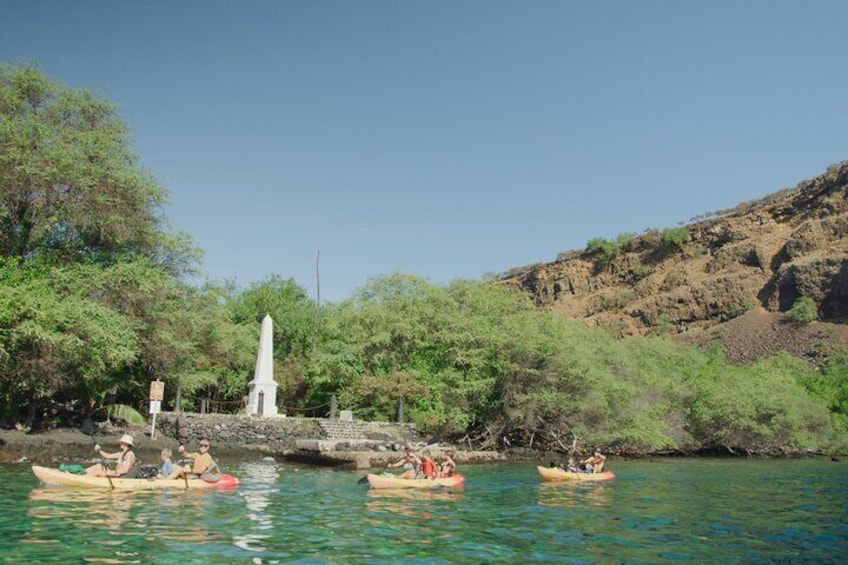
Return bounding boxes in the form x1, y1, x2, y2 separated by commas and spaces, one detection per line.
247, 314, 278, 417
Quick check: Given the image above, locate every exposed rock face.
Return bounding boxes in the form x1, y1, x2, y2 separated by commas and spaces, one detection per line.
501, 163, 848, 363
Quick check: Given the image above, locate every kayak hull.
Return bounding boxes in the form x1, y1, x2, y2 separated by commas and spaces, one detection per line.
366, 473, 465, 489
32, 465, 239, 489
537, 466, 615, 482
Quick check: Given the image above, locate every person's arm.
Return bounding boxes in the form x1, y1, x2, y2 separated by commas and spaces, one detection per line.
177, 445, 198, 461
95, 446, 120, 460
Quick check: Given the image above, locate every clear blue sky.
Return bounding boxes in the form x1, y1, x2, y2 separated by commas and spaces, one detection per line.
2, 1, 847, 302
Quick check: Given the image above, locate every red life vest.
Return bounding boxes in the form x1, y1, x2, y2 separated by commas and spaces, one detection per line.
421, 459, 438, 479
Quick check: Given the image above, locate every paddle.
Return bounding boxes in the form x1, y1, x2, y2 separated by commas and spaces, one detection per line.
175, 417, 189, 489
176, 442, 189, 489
82, 418, 114, 490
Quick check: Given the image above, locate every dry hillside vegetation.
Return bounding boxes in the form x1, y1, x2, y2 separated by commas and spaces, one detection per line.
501, 163, 848, 365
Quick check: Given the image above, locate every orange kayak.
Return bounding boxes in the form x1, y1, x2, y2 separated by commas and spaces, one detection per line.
537, 465, 615, 481
32, 465, 240, 490
366, 473, 465, 489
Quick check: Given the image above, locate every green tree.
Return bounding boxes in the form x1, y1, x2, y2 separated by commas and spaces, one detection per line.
0, 262, 138, 426
0, 64, 199, 274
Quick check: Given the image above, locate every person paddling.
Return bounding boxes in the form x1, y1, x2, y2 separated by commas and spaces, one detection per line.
167, 438, 215, 480
386, 445, 421, 479
86, 434, 137, 477
581, 450, 607, 473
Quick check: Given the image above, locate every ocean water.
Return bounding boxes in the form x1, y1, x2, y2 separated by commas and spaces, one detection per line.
0, 457, 845, 564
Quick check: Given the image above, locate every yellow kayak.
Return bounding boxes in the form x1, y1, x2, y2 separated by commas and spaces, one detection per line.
32, 465, 240, 490
537, 465, 615, 482
366, 473, 465, 489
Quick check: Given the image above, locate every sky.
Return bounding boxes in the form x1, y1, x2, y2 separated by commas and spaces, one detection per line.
2, 1, 847, 303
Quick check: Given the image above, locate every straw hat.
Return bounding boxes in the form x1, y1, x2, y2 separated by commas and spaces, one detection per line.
119, 434, 134, 447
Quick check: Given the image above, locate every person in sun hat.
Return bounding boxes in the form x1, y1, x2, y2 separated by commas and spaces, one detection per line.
85, 433, 137, 477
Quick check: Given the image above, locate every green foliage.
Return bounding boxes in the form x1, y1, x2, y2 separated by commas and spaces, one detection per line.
660, 227, 690, 254
786, 296, 818, 324
686, 353, 831, 452
632, 265, 650, 281
0, 269, 139, 417
802, 349, 848, 448
104, 403, 147, 425
0, 64, 199, 274
585, 233, 635, 262
0, 66, 242, 424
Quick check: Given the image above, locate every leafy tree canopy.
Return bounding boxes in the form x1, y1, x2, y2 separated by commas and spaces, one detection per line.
0, 64, 200, 275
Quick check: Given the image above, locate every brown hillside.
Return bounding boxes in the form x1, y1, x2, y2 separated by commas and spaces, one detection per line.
501, 162, 848, 365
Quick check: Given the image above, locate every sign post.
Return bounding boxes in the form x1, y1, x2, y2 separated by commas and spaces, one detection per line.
149, 380, 164, 439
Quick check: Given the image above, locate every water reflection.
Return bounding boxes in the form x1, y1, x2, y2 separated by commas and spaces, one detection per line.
29, 487, 136, 531
233, 458, 281, 553
536, 481, 612, 508
365, 488, 465, 518
24, 484, 229, 563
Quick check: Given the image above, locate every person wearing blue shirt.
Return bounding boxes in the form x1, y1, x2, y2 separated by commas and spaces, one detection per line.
157, 448, 174, 479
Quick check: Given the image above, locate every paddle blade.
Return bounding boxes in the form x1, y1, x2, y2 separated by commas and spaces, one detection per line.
81, 418, 95, 437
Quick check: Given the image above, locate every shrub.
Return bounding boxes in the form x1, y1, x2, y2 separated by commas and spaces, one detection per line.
661, 227, 690, 253
786, 296, 818, 324
633, 265, 650, 281
586, 233, 635, 262
586, 237, 617, 261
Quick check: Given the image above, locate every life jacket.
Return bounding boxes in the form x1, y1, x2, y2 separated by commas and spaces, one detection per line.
421, 459, 438, 479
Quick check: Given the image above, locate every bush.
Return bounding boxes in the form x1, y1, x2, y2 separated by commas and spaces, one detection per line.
586, 237, 618, 261
786, 297, 818, 324
633, 266, 650, 281
586, 233, 635, 262
661, 227, 690, 254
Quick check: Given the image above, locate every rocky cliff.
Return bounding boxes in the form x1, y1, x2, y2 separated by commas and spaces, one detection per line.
501, 162, 848, 365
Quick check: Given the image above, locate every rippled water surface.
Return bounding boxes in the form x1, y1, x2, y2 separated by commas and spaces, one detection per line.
0, 458, 845, 563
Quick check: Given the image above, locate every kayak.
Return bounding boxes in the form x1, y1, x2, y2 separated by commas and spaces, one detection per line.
366, 473, 465, 489
32, 465, 240, 490
537, 465, 615, 482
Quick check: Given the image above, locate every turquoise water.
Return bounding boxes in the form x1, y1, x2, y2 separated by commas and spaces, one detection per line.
0, 458, 845, 563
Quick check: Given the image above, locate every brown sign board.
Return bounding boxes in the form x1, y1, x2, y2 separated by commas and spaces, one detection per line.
149, 380, 165, 401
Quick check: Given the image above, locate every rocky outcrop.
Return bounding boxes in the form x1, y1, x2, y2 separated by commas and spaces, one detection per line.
501, 162, 848, 362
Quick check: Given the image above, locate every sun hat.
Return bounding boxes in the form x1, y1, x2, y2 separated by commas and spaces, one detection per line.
119, 434, 134, 446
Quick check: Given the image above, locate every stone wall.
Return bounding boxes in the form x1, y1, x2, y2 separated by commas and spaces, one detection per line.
154, 412, 419, 455
151, 412, 505, 469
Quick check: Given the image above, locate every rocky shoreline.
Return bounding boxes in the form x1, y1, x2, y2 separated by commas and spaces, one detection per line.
0, 414, 508, 469
2, 418, 834, 467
